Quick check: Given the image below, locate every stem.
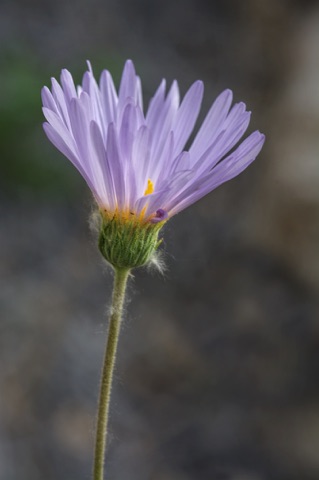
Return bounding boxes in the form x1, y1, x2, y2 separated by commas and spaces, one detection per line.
93, 267, 130, 480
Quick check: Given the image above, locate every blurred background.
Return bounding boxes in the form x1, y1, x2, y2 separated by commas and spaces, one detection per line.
1, 0, 319, 479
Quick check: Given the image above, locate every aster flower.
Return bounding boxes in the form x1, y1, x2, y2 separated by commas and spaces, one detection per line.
41, 60, 265, 480
42, 60, 265, 227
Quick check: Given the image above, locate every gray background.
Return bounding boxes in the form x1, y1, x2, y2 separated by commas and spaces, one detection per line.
1, 0, 319, 479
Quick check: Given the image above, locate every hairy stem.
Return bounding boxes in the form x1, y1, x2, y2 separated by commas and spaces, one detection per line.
93, 268, 130, 480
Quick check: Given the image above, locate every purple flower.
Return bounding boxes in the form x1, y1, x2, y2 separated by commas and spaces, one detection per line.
42, 60, 265, 223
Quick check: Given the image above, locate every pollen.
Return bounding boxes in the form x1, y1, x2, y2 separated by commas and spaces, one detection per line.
144, 179, 154, 196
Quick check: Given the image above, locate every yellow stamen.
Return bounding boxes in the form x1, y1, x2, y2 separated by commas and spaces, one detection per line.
101, 179, 156, 226
144, 179, 154, 196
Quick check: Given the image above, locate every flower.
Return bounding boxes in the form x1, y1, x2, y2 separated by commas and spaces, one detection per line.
42, 60, 265, 269
42, 60, 265, 226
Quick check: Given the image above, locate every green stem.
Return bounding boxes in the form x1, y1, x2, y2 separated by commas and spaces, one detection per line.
93, 267, 130, 480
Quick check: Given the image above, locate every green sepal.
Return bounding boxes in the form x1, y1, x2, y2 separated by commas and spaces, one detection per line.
98, 213, 165, 270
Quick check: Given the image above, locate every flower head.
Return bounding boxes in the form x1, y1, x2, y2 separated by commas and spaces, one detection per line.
42, 60, 264, 223
42, 60, 265, 269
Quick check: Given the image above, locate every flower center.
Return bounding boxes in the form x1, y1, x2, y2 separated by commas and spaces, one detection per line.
144, 179, 154, 196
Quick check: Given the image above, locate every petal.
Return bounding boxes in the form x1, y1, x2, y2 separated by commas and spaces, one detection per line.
51, 77, 71, 128
69, 97, 105, 195
190, 89, 233, 160
43, 122, 103, 205
149, 80, 179, 171
211, 131, 265, 184
90, 121, 116, 210
131, 125, 152, 194
192, 110, 251, 177
41, 86, 58, 113
172, 80, 204, 156
60, 69, 77, 104
82, 71, 105, 129
69, 97, 90, 160
42, 107, 76, 155
118, 60, 137, 111
119, 103, 139, 204
152, 131, 174, 185
99, 70, 118, 124
43, 121, 77, 165
119, 103, 138, 160
136, 75, 143, 111
168, 151, 191, 176
170, 131, 265, 215
146, 79, 166, 130
106, 123, 125, 209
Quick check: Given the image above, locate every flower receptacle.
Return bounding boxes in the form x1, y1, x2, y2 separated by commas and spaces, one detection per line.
98, 212, 165, 270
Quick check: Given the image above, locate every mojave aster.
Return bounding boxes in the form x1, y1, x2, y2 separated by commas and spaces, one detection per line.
42, 60, 265, 226
41, 60, 265, 480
